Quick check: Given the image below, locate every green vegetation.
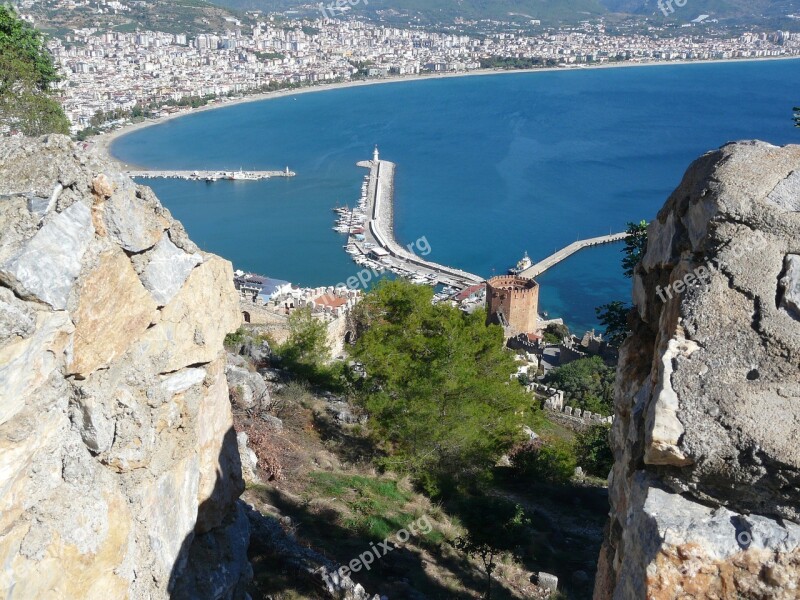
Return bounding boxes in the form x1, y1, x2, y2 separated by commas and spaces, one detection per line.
304, 472, 444, 542
450, 501, 531, 600
0, 6, 69, 136
543, 356, 614, 415
351, 280, 534, 495
509, 438, 577, 484
273, 306, 345, 388
574, 424, 613, 478
255, 51, 285, 61
542, 323, 570, 345
480, 56, 553, 69
621, 220, 648, 279
594, 219, 647, 346
595, 300, 630, 348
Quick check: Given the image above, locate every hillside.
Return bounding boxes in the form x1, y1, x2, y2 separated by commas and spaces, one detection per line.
19, 0, 249, 38
209, 0, 800, 26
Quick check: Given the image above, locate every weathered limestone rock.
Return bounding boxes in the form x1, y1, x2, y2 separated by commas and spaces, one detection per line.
0, 136, 249, 600
0, 201, 94, 309
135, 256, 241, 373
103, 175, 170, 252
139, 234, 204, 306
596, 141, 800, 599
779, 254, 800, 319
68, 248, 159, 377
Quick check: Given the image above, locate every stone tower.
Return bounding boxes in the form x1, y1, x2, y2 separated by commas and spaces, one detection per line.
485, 275, 539, 335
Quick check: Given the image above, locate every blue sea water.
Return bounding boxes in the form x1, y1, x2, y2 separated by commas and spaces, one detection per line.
112, 60, 800, 332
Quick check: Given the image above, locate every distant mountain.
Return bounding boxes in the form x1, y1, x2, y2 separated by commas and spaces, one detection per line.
599, 0, 800, 20
210, 0, 800, 26
212, 0, 607, 24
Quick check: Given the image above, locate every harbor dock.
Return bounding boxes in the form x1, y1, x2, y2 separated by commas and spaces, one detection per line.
339, 148, 629, 294
519, 233, 630, 279
350, 152, 484, 291
126, 168, 295, 181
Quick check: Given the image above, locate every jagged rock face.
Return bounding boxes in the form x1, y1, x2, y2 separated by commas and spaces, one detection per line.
595, 141, 800, 599
0, 136, 247, 599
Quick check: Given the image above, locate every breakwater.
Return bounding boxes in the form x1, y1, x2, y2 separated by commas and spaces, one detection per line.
354, 156, 484, 290
519, 233, 630, 279
126, 168, 295, 181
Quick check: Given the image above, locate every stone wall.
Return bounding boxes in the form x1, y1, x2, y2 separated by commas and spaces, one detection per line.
0, 136, 249, 599
595, 141, 800, 599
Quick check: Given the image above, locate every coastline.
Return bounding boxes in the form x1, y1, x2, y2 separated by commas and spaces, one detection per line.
94, 55, 800, 167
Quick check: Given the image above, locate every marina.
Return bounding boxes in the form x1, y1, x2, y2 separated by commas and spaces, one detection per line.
336, 148, 485, 291
126, 168, 296, 182
336, 148, 630, 295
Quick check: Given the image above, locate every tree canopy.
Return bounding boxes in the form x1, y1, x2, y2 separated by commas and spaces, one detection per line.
621, 220, 648, 279
351, 280, 534, 493
0, 6, 69, 136
542, 356, 614, 415
595, 300, 630, 348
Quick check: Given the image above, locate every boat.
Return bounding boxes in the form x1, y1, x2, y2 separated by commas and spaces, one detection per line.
508, 251, 532, 275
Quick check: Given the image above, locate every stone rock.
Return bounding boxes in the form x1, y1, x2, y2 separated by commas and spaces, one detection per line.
226, 362, 270, 410
0, 201, 94, 310
0, 311, 72, 426
536, 572, 559, 592
766, 169, 800, 211
262, 415, 283, 431
596, 141, 800, 599
70, 394, 115, 453
779, 254, 800, 319
0, 136, 249, 599
161, 368, 208, 395
172, 501, 253, 600
237, 432, 260, 484
67, 248, 158, 377
196, 359, 244, 534
139, 234, 203, 306
135, 256, 241, 373
103, 176, 169, 252
0, 286, 36, 346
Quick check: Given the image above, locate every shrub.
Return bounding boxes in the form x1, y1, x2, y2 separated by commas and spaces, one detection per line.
574, 424, 613, 478
509, 438, 576, 484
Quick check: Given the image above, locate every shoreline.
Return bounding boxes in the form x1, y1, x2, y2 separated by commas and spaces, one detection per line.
94, 55, 800, 166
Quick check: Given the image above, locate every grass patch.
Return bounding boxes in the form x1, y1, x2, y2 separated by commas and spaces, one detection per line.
304, 472, 438, 541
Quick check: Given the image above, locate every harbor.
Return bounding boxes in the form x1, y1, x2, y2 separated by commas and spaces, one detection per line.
125, 167, 296, 182
335, 147, 484, 292
336, 148, 630, 297
518, 232, 631, 279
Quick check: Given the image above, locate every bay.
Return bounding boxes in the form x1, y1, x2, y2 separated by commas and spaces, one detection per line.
112, 59, 800, 332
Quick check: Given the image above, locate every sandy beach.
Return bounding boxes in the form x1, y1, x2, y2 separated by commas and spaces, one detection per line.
94, 55, 800, 167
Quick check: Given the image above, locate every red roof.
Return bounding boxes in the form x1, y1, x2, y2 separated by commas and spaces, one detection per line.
455, 283, 486, 302
313, 295, 348, 309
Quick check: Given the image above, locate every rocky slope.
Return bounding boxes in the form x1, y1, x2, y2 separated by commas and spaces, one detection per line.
0, 135, 249, 599
595, 141, 800, 599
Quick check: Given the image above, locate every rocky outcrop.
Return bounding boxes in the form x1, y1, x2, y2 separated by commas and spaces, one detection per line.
0, 135, 248, 599
596, 141, 800, 599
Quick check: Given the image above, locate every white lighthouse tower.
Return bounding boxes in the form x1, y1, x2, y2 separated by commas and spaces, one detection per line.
373, 145, 380, 163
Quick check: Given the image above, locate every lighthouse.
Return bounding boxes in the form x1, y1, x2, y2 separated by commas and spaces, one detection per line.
373, 145, 380, 163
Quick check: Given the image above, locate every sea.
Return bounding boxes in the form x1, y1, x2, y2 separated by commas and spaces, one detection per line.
111, 59, 800, 333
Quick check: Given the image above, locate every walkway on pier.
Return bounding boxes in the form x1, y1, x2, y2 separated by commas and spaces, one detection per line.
358, 159, 483, 290
519, 232, 630, 279
126, 168, 295, 181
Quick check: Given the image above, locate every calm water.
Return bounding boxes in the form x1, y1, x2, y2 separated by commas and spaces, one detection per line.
112, 60, 800, 332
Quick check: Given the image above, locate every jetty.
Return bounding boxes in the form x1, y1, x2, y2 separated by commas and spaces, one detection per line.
518, 232, 630, 279
353, 150, 483, 291
125, 168, 295, 181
